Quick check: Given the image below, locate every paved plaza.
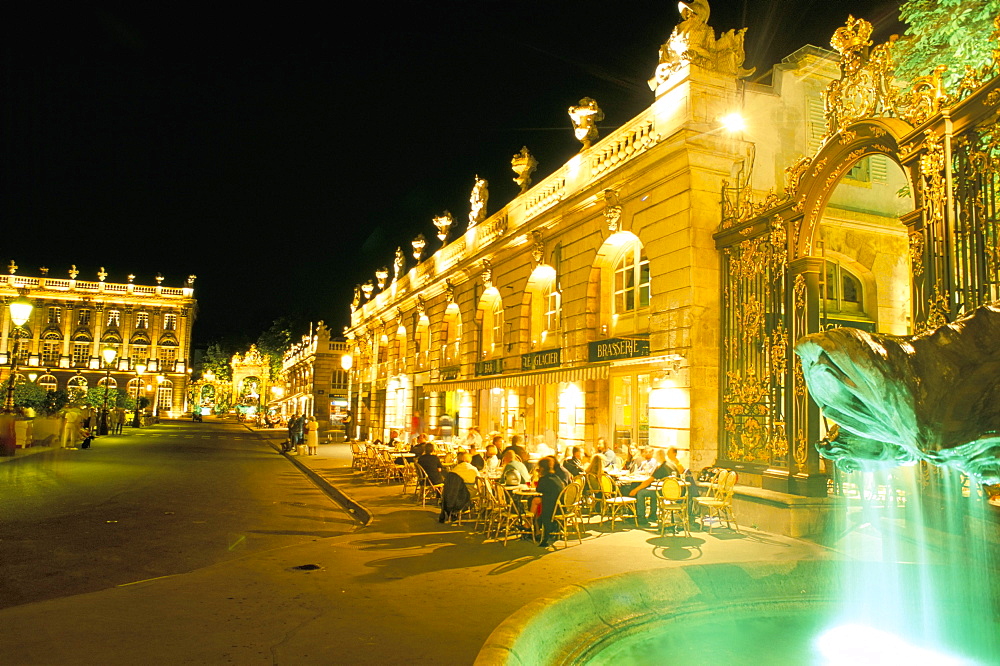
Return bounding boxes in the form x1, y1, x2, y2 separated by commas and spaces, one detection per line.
0, 424, 834, 664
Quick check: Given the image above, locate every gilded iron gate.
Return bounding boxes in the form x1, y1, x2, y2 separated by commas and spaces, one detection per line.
715, 16, 1000, 495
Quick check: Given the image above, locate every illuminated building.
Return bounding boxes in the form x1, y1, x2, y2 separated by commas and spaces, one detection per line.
270, 322, 348, 427
0, 265, 196, 417
345, 9, 919, 493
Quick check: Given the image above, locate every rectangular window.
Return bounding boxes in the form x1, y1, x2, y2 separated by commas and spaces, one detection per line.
78, 309, 91, 326
164, 313, 177, 330
48, 307, 61, 324
72, 343, 90, 367
545, 290, 561, 334
41, 341, 61, 365
107, 310, 121, 327
135, 312, 149, 329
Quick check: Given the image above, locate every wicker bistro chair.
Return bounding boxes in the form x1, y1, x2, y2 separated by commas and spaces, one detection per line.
598, 475, 638, 531
364, 446, 382, 480
350, 442, 367, 471
552, 480, 585, 547
472, 477, 494, 533
695, 469, 739, 533
491, 484, 529, 547
656, 477, 690, 537
414, 463, 444, 507
401, 459, 419, 495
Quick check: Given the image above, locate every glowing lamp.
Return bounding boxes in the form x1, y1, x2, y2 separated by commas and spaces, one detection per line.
8, 295, 33, 327
719, 112, 746, 133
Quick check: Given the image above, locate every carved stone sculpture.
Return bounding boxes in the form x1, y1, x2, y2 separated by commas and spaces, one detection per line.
794, 304, 1000, 484
351, 285, 361, 311
469, 176, 489, 229
511, 146, 538, 194
649, 0, 754, 93
393, 247, 405, 280
568, 98, 604, 150
604, 189, 623, 232
361, 281, 375, 300
375, 267, 389, 290
433, 211, 454, 242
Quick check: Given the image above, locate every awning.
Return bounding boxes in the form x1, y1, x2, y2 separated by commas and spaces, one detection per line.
426, 363, 609, 392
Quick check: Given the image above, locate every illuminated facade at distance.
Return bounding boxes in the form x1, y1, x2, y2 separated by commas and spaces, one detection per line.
344, 10, 909, 478
0, 266, 196, 417
270, 322, 348, 427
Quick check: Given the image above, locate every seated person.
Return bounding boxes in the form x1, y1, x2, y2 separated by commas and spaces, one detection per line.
469, 444, 485, 470
409, 433, 428, 455
596, 437, 619, 470
500, 449, 531, 486
450, 451, 480, 486
481, 444, 501, 473
530, 456, 566, 548
563, 446, 586, 477
666, 447, 686, 476
629, 449, 672, 526
634, 447, 659, 476
500, 434, 529, 462
417, 442, 445, 486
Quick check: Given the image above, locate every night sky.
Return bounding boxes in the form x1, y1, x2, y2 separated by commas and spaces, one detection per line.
0, 1, 903, 347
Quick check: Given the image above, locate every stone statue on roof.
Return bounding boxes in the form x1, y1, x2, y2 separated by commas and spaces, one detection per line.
649, 0, 755, 94
468, 176, 489, 229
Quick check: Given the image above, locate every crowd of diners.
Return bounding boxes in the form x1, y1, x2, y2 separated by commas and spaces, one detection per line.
369, 425, 693, 548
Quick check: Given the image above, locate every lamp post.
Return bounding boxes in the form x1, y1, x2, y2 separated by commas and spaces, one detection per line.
1, 293, 33, 456
132, 362, 146, 428
98, 346, 117, 435
341, 352, 353, 440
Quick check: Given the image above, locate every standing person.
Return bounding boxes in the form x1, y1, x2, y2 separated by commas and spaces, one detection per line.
305, 416, 319, 456
293, 414, 306, 449
114, 406, 126, 434
532, 456, 566, 548
285, 414, 298, 453
438, 412, 453, 439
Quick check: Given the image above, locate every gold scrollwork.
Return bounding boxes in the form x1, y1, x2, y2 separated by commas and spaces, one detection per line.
925, 286, 950, 330
785, 157, 811, 194
741, 296, 764, 344
908, 232, 925, 278
793, 273, 807, 311
837, 130, 857, 145
824, 16, 895, 137
811, 157, 829, 178
769, 321, 788, 382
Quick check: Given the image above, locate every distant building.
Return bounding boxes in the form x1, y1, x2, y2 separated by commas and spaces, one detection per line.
271, 322, 348, 427
0, 267, 196, 417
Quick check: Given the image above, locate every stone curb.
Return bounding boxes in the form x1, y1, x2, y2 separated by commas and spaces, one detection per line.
244, 422, 374, 529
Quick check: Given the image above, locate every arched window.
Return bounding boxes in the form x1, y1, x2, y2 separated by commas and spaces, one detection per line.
38, 374, 58, 392
127, 377, 143, 399
41, 330, 62, 365
98, 376, 118, 389
442, 303, 461, 366
599, 235, 651, 336
823, 261, 865, 315
156, 379, 173, 413
479, 289, 503, 359
414, 315, 430, 370
527, 265, 560, 349
392, 325, 406, 374
67, 375, 88, 401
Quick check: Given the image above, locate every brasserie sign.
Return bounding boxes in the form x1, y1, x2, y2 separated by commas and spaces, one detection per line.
588, 337, 650, 362
439, 365, 461, 381
521, 348, 561, 371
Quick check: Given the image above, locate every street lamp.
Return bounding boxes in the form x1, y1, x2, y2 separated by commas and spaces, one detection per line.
132, 362, 147, 428
3, 294, 34, 414
1, 293, 33, 456
341, 353, 353, 440
98, 345, 117, 435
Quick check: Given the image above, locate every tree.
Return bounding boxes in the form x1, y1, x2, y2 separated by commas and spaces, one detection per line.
83, 387, 135, 411
256, 317, 299, 379
198, 342, 235, 382
894, 0, 1000, 89
0, 381, 70, 416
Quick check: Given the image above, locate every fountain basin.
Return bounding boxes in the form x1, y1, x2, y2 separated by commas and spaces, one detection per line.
475, 560, 997, 665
